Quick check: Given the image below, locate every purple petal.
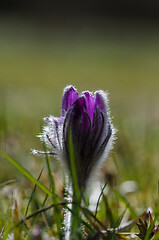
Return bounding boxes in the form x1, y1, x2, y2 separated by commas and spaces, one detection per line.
83, 91, 95, 124
62, 97, 85, 149
96, 121, 112, 158
63, 96, 91, 167
70, 96, 90, 136
61, 85, 79, 116
95, 91, 107, 113
91, 109, 105, 146
83, 108, 104, 162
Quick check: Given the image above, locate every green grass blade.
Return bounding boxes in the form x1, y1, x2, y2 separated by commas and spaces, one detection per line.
103, 194, 114, 227
44, 149, 63, 239
68, 128, 80, 200
114, 207, 127, 228
115, 191, 137, 218
0, 150, 55, 198
24, 166, 44, 217
94, 182, 107, 220
33, 188, 49, 225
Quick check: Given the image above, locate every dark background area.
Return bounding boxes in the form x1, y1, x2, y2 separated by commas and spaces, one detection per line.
1, 0, 159, 22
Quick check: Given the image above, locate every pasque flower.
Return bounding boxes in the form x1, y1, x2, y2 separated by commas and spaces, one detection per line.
34, 85, 114, 188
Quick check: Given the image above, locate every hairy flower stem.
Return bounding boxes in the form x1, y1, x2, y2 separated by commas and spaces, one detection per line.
63, 176, 72, 240
67, 129, 83, 239
70, 192, 83, 240
64, 177, 83, 240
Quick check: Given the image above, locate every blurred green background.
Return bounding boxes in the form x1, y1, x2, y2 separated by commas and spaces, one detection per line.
0, 7, 159, 207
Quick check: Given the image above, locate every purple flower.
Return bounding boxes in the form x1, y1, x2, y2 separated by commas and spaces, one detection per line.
34, 86, 114, 188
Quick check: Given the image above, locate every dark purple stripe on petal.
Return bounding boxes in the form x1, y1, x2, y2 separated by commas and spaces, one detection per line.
96, 121, 112, 159
70, 96, 90, 144
83, 91, 95, 124
82, 109, 104, 166
81, 122, 112, 187
62, 107, 73, 165
61, 86, 79, 117
92, 110, 105, 149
